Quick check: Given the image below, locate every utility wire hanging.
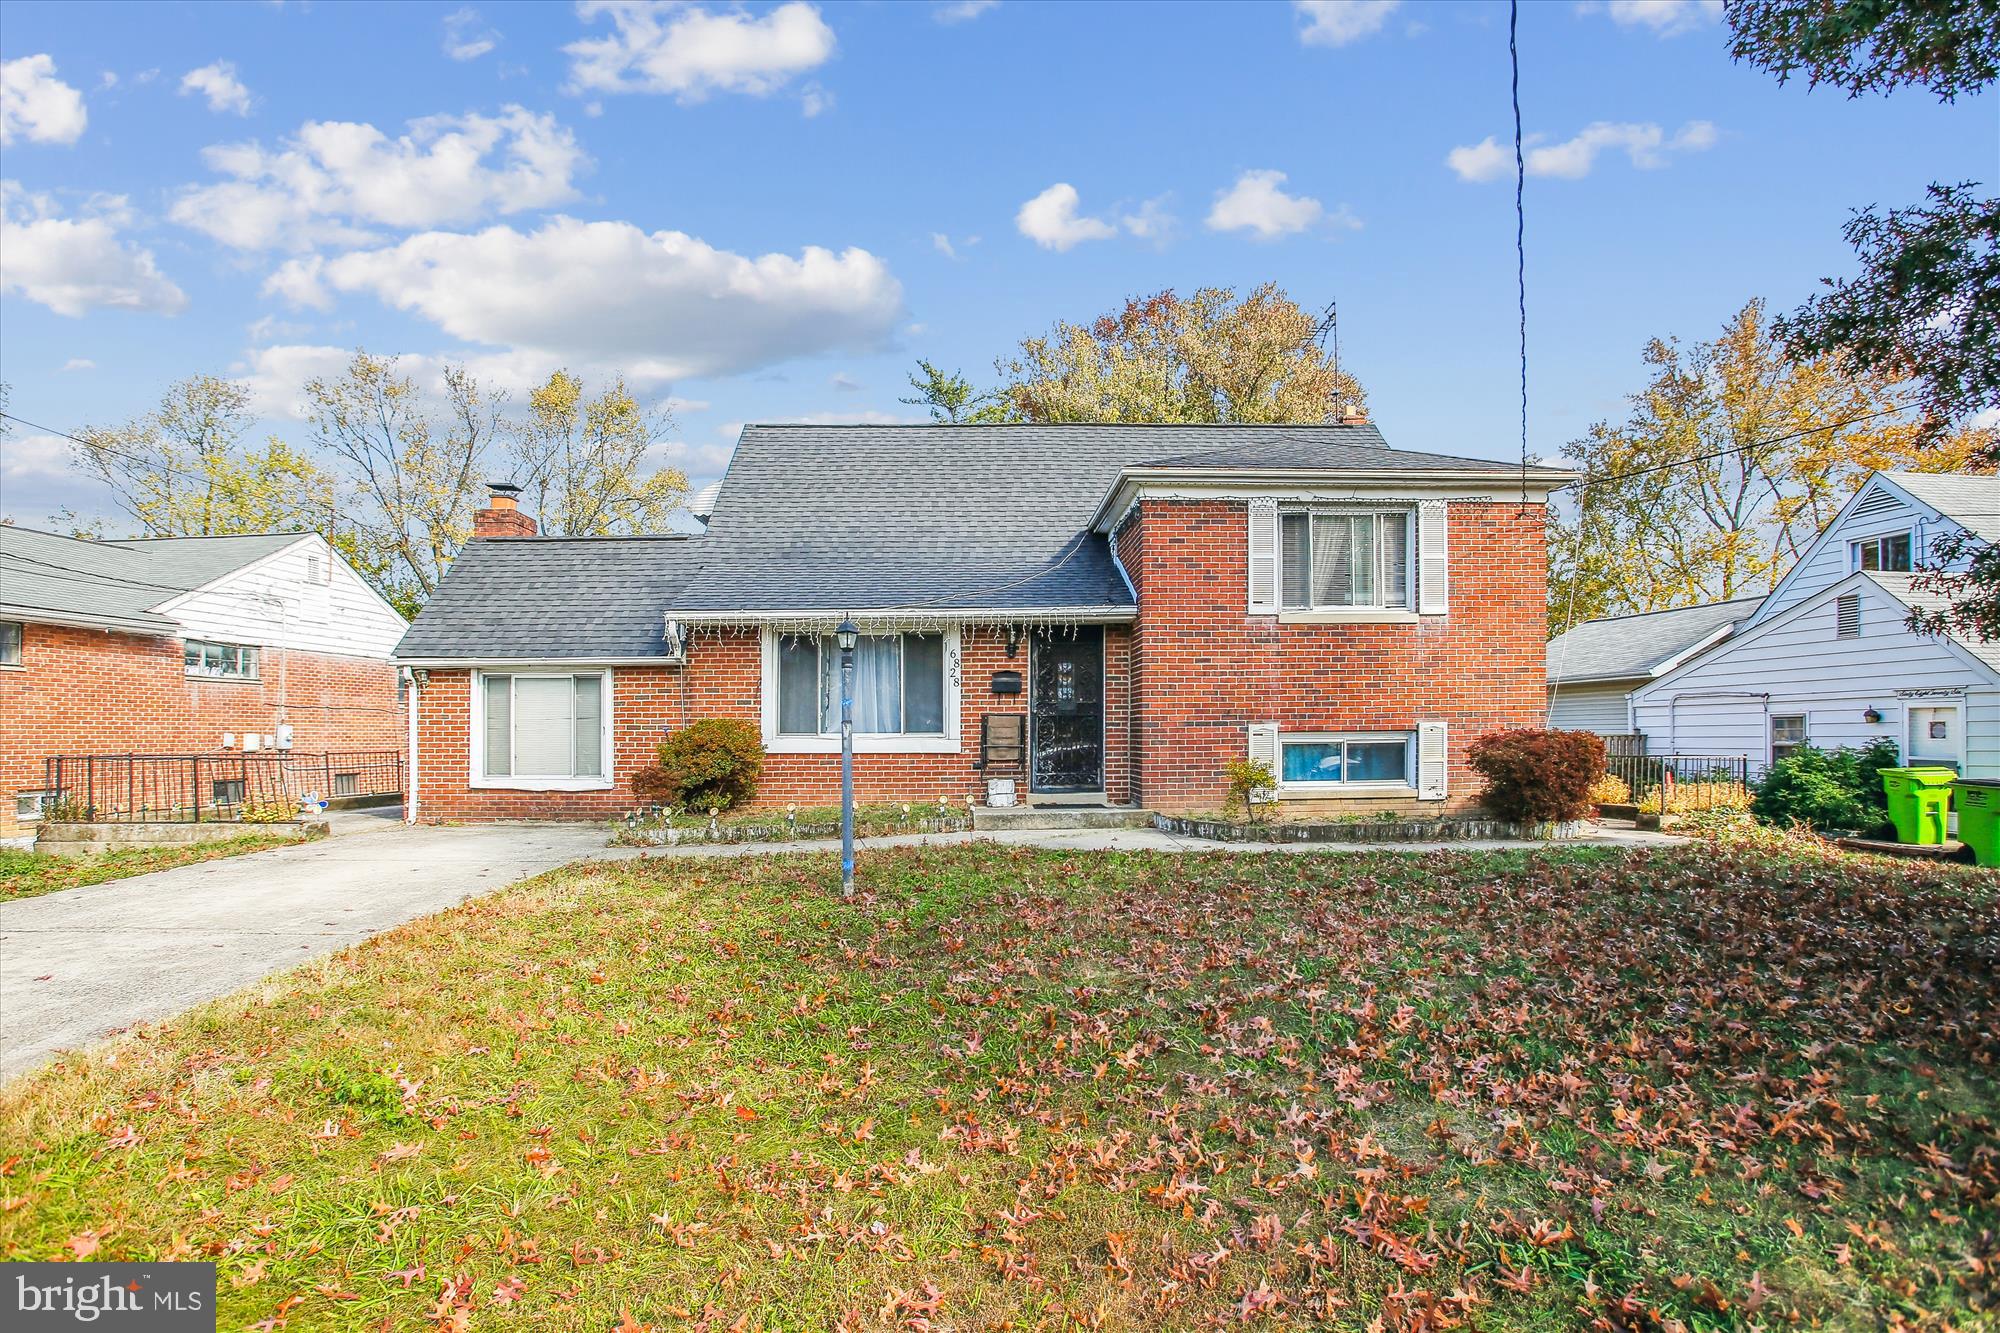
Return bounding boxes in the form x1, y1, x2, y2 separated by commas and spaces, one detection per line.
1511, 0, 1531, 513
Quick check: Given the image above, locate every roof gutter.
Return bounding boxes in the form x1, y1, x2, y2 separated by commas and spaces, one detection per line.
0, 603, 180, 637
1089, 464, 1581, 532
665, 605, 1138, 628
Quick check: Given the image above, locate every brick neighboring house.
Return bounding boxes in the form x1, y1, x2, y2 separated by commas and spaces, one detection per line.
0, 526, 409, 839
395, 424, 1574, 821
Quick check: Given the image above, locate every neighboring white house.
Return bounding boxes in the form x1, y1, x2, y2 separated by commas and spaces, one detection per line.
1546, 598, 1757, 735
1625, 471, 2000, 777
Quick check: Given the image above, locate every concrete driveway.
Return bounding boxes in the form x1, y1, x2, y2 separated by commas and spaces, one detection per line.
0, 813, 611, 1083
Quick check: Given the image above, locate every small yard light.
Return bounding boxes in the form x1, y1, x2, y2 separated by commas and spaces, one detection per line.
836, 618, 859, 898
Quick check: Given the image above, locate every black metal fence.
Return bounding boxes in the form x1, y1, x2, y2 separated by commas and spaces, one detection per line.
40, 751, 403, 823
1605, 752, 1751, 811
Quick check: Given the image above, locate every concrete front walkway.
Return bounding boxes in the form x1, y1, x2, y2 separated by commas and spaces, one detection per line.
0, 815, 609, 1082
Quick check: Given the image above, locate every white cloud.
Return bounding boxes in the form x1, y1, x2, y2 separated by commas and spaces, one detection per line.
1, 55, 88, 146
179, 61, 252, 115
799, 81, 833, 117
566, 1, 836, 102
931, 231, 956, 258
1294, 0, 1400, 47
169, 106, 587, 251
443, 7, 500, 60
1205, 169, 1324, 239
1578, 0, 1723, 37
829, 371, 861, 391
935, 0, 999, 21
1016, 183, 1117, 251
647, 436, 736, 479
0, 432, 73, 482
0, 183, 188, 317
60, 357, 96, 371
265, 216, 903, 382
1447, 120, 1718, 182
1121, 195, 1177, 245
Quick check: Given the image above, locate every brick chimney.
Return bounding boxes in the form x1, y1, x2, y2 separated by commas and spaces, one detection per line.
1337, 407, 1370, 426
473, 481, 537, 539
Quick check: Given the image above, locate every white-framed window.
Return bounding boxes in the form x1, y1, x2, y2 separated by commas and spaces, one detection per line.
184, 639, 258, 679
0, 619, 21, 667
1278, 732, 1415, 789
1852, 532, 1912, 572
762, 629, 961, 754
1771, 714, 1807, 765
1278, 509, 1412, 611
472, 670, 612, 789
15, 789, 56, 822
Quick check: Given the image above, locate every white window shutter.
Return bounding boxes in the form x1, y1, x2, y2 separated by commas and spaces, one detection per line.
1417, 501, 1449, 615
1247, 723, 1279, 800
1416, 720, 1448, 801
1247, 499, 1279, 614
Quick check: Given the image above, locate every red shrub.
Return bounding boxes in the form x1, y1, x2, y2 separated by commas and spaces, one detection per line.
630, 717, 764, 812
1466, 728, 1607, 825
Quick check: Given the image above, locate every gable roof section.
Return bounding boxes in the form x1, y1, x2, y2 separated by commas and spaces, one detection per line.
1750, 469, 1999, 627
666, 423, 1541, 618
1633, 568, 2000, 702
1546, 598, 1759, 685
394, 535, 700, 660
0, 526, 305, 635
1883, 471, 2000, 542
104, 532, 310, 589
1864, 570, 2000, 675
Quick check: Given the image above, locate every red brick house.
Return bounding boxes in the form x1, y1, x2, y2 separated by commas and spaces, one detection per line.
394, 424, 1572, 821
0, 527, 408, 840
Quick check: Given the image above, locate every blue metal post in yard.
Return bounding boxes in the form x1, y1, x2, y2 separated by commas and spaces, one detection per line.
837, 619, 859, 898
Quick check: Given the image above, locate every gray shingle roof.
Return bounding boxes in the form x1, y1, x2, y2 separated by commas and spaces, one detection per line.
0, 526, 303, 634
1546, 598, 1759, 684
393, 535, 700, 659
1863, 571, 2000, 674
399, 423, 1555, 657
670, 423, 1535, 616
1885, 472, 2000, 541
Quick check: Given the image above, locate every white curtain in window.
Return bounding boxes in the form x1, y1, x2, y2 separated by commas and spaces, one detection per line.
1382, 514, 1410, 608
817, 635, 902, 732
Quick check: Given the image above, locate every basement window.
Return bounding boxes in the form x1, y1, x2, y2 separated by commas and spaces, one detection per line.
1279, 733, 1414, 789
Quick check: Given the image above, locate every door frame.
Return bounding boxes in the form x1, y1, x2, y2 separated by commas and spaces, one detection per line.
1906, 701, 1965, 770
1027, 625, 1106, 794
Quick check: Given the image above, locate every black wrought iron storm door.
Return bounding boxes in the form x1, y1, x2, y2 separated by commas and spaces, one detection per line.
1029, 626, 1104, 792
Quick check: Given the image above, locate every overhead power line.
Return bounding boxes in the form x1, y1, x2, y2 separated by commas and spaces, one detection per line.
1552, 402, 1916, 493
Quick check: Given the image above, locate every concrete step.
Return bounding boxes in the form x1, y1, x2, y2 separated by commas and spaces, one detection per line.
972, 805, 1154, 832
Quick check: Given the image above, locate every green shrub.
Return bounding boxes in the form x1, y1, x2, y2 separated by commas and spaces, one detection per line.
1751, 740, 1898, 835
631, 718, 764, 813
1467, 728, 1606, 825
1223, 758, 1275, 821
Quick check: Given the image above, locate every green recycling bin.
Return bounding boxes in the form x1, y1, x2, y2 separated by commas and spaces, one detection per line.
1881, 767, 1956, 845
1951, 779, 2000, 866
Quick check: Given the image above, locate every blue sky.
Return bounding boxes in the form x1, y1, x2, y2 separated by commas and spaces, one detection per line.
1, 0, 1992, 531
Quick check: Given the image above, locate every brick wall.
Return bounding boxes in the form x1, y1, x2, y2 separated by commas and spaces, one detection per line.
0, 620, 405, 839
411, 626, 1134, 822
1116, 498, 1548, 814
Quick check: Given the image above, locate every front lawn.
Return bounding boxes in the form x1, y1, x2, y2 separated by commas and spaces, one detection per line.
0, 833, 307, 901
1, 840, 1994, 1329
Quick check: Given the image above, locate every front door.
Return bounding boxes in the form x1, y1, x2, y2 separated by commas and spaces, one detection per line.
1030, 626, 1104, 793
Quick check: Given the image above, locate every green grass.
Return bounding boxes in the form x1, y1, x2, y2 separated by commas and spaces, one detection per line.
0, 832, 308, 901
1, 838, 1994, 1330
614, 801, 970, 844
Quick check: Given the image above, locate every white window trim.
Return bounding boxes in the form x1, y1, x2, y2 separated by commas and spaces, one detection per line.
1770, 713, 1808, 766
183, 638, 261, 681
469, 667, 615, 791
1275, 730, 1418, 796
759, 627, 962, 755
1850, 531, 1914, 572
1277, 507, 1417, 615
1905, 703, 1964, 770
